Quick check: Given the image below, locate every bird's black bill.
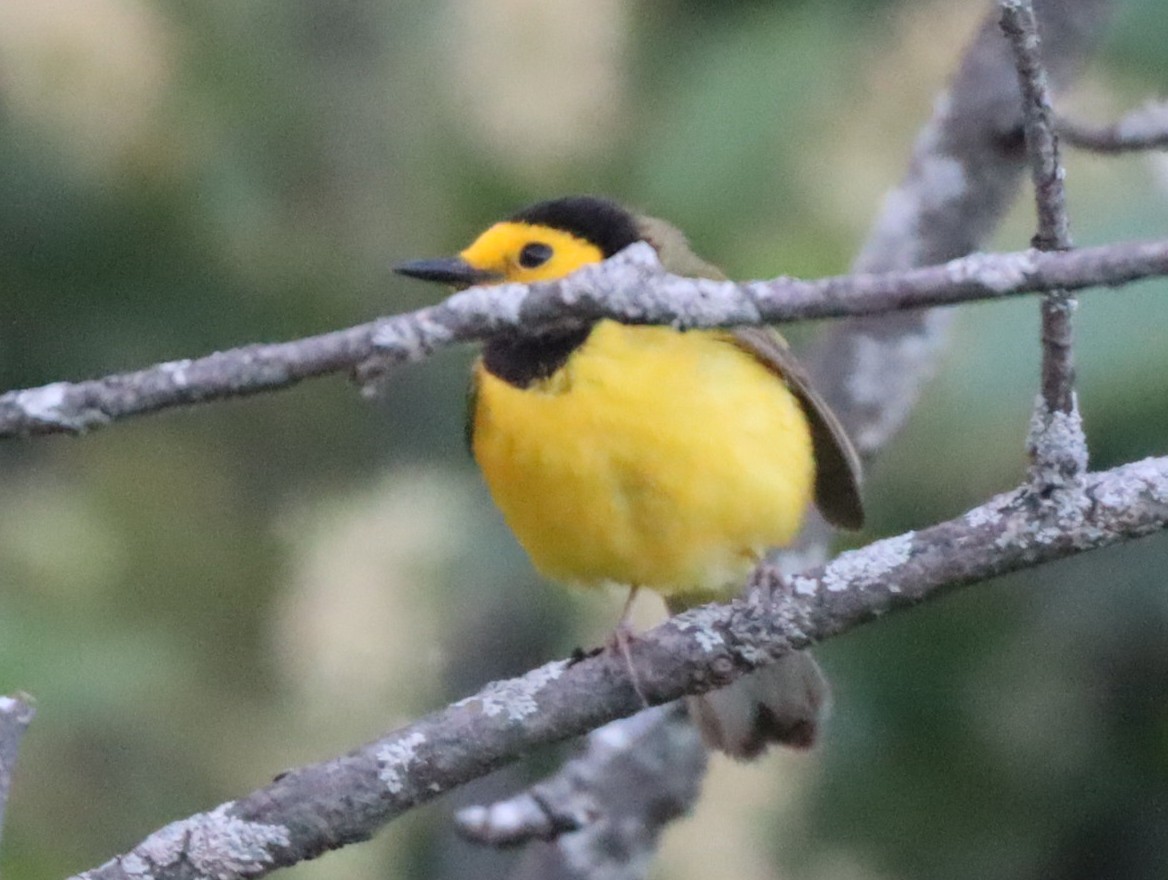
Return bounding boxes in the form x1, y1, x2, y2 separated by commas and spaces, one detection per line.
394, 257, 502, 287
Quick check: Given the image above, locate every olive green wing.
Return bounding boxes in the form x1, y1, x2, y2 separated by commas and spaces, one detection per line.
636, 215, 729, 281
464, 364, 480, 455
637, 215, 864, 529
731, 326, 864, 531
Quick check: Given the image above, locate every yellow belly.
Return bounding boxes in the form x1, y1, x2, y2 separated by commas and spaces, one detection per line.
471, 321, 815, 603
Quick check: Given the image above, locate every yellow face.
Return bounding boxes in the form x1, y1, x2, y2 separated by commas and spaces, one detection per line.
459, 222, 605, 284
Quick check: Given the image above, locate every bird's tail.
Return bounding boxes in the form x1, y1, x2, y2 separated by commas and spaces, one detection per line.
685, 651, 830, 760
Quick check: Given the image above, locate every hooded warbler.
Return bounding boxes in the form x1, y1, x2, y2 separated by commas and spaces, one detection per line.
396, 196, 863, 758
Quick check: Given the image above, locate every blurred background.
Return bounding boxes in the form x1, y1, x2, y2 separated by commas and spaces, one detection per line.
1, 0, 1166, 878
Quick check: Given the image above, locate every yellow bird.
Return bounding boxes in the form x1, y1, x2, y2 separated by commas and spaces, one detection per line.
396, 196, 862, 758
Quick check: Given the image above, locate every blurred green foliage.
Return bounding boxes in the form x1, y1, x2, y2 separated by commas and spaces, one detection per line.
0, 1, 1165, 879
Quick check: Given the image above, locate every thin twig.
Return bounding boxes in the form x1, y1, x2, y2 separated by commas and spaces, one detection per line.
1059, 102, 1168, 153
1002, 0, 1072, 253
1001, 0, 1089, 488
69, 455, 1168, 880
3, 239, 1168, 441
0, 694, 36, 853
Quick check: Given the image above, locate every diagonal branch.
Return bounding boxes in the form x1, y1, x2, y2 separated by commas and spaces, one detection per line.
3, 239, 1168, 441
70, 455, 1168, 880
805, 0, 1113, 457
0, 694, 36, 853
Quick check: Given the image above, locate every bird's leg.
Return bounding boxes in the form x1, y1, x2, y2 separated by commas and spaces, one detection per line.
610, 585, 649, 706
617, 584, 640, 629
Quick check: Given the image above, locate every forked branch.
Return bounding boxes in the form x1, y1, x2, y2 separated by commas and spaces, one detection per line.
70, 456, 1168, 880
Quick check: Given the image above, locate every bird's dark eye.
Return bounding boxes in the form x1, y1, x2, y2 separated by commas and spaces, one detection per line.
518, 242, 553, 269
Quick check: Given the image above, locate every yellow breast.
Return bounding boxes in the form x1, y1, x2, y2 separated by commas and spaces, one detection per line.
471, 321, 814, 603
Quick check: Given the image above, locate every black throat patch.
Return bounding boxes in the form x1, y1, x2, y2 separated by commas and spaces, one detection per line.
482, 197, 639, 388
481, 327, 593, 388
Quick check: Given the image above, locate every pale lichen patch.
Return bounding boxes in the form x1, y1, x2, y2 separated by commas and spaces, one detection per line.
448, 279, 525, 328
1100, 458, 1168, 507
821, 532, 915, 594
572, 243, 664, 315
946, 249, 1039, 294
790, 575, 819, 597
990, 495, 1075, 549
377, 731, 428, 794
1026, 398, 1091, 530
686, 276, 760, 328
114, 853, 152, 878
455, 661, 566, 722
371, 313, 456, 361
159, 358, 193, 388
14, 383, 71, 425
1027, 396, 1089, 484
673, 605, 727, 653
100, 802, 290, 880
993, 516, 1036, 550
964, 503, 1002, 529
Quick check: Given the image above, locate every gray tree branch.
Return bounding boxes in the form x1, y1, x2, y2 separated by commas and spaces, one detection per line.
1060, 101, 1168, 153
69, 455, 1168, 880
2, 238, 1167, 441
803, 0, 1112, 456
0, 694, 36, 853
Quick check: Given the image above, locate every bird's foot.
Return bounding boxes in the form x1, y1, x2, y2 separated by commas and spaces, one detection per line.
608, 622, 650, 707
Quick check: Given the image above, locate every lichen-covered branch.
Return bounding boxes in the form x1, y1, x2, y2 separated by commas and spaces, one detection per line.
1002, 0, 1073, 254
69, 455, 1168, 880
2, 238, 1167, 441
0, 694, 36, 852
804, 0, 1112, 456
1002, 0, 1089, 494
1060, 101, 1168, 153
456, 704, 704, 880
